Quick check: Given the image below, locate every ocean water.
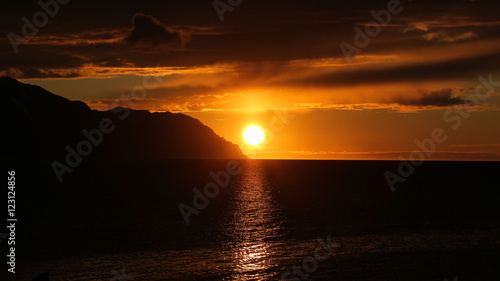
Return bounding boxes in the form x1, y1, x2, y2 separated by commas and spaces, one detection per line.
4, 160, 500, 280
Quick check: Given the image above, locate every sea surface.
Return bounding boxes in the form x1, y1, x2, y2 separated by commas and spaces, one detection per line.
3, 160, 500, 281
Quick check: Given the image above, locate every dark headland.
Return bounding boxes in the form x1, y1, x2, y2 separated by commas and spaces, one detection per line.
1, 77, 247, 161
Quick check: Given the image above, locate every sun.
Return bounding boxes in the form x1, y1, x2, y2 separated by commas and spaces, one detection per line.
243, 126, 265, 145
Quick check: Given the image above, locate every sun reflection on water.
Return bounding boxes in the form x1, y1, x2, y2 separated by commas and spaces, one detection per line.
220, 161, 286, 280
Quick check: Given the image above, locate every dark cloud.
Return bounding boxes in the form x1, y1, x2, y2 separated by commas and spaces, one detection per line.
0, 51, 87, 69
392, 88, 465, 106
1, 0, 500, 82
125, 13, 189, 47
0, 68, 81, 79
285, 51, 500, 87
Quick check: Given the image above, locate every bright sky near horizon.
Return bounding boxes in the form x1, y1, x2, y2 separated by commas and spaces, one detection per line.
3, 0, 500, 160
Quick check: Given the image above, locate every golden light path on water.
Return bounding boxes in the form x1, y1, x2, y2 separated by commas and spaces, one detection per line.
220, 161, 286, 280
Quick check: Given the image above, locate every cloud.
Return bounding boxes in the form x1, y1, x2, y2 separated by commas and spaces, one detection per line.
1, 0, 500, 87
125, 13, 190, 47
391, 88, 464, 106
405, 23, 430, 32
283, 51, 500, 87
0, 68, 81, 79
81, 86, 471, 113
423, 31, 477, 43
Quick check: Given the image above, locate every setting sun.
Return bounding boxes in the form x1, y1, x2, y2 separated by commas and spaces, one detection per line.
4, 0, 500, 280
243, 126, 265, 145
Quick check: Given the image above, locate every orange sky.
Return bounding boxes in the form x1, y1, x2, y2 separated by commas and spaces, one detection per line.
3, 0, 500, 160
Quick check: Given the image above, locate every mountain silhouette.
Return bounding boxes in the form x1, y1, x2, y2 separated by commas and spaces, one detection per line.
1, 77, 247, 162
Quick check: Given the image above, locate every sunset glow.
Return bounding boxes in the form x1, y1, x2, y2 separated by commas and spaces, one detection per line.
243, 126, 265, 146
3, 1, 500, 280
2, 0, 500, 160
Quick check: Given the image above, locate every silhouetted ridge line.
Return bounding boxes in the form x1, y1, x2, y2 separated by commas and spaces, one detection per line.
1, 77, 247, 161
